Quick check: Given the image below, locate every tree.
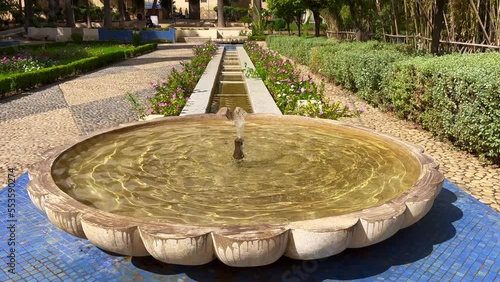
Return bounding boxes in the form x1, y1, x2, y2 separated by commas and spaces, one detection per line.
0, 0, 11, 15
431, 0, 447, 54
65, 0, 75, 27
24, 0, 33, 28
268, 0, 306, 36
160, 0, 174, 19
47, 0, 57, 24
302, 0, 329, 37
119, 0, 125, 28
218, 0, 225, 27
104, 0, 112, 28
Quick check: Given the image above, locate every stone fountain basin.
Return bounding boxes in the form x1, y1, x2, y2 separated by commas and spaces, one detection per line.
28, 113, 444, 267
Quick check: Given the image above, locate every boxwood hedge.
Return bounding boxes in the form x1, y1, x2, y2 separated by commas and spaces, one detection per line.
267, 35, 500, 164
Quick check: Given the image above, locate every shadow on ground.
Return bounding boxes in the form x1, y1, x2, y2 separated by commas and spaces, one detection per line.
129, 187, 462, 281
157, 44, 197, 51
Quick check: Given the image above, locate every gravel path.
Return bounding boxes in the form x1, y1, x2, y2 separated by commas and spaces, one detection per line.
0, 43, 195, 186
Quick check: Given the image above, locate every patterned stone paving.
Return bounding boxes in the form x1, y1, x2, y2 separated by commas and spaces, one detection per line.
0, 85, 67, 122
0, 174, 498, 281
0, 43, 195, 185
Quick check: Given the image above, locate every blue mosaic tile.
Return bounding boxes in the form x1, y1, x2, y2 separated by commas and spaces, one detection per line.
0, 173, 499, 281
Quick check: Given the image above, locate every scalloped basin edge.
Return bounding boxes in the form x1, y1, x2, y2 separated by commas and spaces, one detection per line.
27, 113, 444, 267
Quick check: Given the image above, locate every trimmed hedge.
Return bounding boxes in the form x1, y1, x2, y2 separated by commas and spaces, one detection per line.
309, 45, 409, 106
0, 43, 157, 98
383, 53, 500, 163
266, 35, 330, 64
267, 35, 500, 164
248, 35, 268, 41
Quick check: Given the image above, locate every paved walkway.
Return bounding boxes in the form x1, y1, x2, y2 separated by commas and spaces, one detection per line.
0, 43, 195, 187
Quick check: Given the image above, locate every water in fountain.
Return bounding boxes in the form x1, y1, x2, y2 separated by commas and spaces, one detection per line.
52, 116, 421, 225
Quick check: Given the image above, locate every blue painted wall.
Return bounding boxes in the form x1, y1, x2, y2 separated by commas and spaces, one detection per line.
140, 29, 176, 43
98, 29, 176, 43
98, 29, 133, 42
0, 40, 20, 47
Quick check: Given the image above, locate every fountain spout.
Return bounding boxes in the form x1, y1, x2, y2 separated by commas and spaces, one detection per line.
233, 137, 244, 160
232, 107, 247, 160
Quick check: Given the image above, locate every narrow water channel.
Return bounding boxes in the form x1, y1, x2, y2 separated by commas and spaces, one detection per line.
210, 47, 253, 113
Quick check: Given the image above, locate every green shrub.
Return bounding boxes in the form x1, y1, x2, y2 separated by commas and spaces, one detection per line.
266, 35, 330, 64
132, 33, 143, 47
248, 35, 267, 41
307, 41, 410, 107
71, 32, 84, 43
383, 53, 500, 163
267, 35, 500, 164
146, 41, 218, 116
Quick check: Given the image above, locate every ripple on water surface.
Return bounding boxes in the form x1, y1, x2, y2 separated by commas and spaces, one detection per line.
52, 119, 421, 225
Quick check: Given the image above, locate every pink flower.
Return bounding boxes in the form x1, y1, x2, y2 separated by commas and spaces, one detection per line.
360, 107, 365, 112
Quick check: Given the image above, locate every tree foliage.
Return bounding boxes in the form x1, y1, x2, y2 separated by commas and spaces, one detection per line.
268, 0, 500, 52
267, 0, 306, 35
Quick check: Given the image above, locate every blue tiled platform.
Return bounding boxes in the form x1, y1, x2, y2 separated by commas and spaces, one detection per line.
1, 172, 499, 281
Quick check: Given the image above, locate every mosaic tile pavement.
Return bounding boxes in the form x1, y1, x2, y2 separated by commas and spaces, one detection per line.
1, 173, 498, 281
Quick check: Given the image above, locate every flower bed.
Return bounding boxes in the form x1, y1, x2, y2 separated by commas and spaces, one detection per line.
1, 55, 54, 74
243, 41, 362, 119
145, 41, 218, 116
0, 42, 157, 98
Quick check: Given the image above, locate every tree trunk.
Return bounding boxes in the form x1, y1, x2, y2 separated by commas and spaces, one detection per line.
65, 0, 75, 27
24, 0, 33, 29
287, 22, 290, 35
431, 0, 447, 54
295, 15, 302, 36
375, 0, 385, 41
151, 0, 158, 16
104, 0, 112, 28
349, 1, 364, 41
312, 9, 321, 37
119, 0, 125, 28
391, 0, 399, 35
48, 0, 56, 24
217, 0, 225, 27
86, 0, 91, 27
449, 0, 456, 42
404, 0, 409, 43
